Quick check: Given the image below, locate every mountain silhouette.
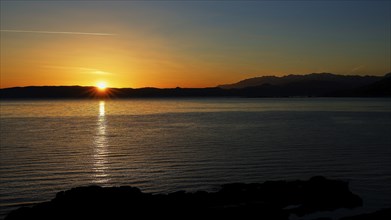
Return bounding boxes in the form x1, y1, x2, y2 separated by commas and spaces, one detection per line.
218, 73, 381, 89
327, 73, 391, 97
0, 73, 390, 99
217, 73, 389, 97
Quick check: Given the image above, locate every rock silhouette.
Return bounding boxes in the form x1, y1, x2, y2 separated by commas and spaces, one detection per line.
340, 208, 391, 220
5, 176, 364, 220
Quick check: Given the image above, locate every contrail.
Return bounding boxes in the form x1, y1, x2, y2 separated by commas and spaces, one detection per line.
0, 29, 116, 36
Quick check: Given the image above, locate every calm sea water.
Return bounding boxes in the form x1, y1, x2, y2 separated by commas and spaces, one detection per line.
0, 98, 390, 219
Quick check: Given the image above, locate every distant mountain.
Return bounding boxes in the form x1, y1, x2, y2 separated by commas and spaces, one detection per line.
0, 73, 390, 99
0, 86, 228, 99
0, 86, 96, 99
218, 73, 381, 89
327, 73, 391, 97
217, 73, 389, 97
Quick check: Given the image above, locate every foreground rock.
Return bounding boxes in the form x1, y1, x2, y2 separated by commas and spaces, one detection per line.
6, 176, 362, 220
340, 208, 391, 220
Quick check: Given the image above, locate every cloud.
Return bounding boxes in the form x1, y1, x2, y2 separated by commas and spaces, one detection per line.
0, 29, 116, 36
349, 65, 365, 74
43, 66, 112, 75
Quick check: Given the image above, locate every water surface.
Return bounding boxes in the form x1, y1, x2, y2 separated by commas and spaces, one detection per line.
1, 98, 390, 218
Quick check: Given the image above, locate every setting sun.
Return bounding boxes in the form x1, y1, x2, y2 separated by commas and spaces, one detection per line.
96, 82, 107, 91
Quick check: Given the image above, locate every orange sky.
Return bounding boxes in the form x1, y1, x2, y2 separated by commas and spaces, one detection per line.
1, 1, 390, 89
1, 29, 259, 88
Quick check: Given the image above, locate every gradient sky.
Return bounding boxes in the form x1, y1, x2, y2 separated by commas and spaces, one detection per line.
1, 1, 390, 88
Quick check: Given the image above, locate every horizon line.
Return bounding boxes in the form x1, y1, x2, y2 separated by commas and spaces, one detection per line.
0, 72, 389, 90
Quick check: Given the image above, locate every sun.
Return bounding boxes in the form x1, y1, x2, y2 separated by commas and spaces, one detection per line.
92, 81, 113, 98
96, 82, 107, 91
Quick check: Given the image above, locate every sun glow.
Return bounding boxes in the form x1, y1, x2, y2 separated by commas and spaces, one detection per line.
96, 82, 107, 91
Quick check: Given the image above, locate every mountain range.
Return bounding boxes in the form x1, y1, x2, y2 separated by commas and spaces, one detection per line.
218, 73, 391, 97
1, 73, 390, 99
218, 73, 382, 89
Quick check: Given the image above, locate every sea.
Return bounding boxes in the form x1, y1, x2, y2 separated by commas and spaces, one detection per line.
0, 98, 390, 219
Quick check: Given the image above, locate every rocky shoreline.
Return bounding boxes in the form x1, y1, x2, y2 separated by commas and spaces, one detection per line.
5, 176, 389, 220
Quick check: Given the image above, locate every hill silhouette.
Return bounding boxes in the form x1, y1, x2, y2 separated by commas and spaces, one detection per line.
0, 73, 390, 99
326, 72, 391, 97
223, 73, 390, 98
218, 73, 381, 89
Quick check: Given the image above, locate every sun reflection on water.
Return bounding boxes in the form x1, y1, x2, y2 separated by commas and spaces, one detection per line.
93, 100, 110, 184
99, 101, 105, 117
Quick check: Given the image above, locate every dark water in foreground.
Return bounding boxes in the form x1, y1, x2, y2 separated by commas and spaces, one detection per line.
0, 98, 390, 219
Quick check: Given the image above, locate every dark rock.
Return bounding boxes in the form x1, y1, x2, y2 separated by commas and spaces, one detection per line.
339, 208, 391, 220
311, 218, 333, 220
5, 176, 363, 220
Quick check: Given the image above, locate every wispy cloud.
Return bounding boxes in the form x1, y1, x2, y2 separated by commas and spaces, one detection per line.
0, 29, 116, 36
349, 65, 365, 74
43, 66, 112, 75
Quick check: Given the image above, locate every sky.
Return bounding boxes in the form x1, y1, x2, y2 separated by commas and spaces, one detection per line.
1, 1, 390, 88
